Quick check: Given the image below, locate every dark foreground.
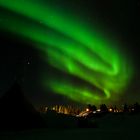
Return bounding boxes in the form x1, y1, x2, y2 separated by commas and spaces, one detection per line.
1, 113, 140, 140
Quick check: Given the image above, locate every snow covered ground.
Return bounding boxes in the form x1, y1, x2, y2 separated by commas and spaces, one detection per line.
0, 113, 140, 140
0, 128, 139, 140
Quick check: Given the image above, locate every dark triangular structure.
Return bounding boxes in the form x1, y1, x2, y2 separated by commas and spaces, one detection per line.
0, 82, 46, 130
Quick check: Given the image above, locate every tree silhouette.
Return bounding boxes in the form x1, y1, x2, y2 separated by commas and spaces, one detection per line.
133, 102, 140, 113
92, 105, 97, 111
87, 104, 97, 111
100, 104, 108, 113
123, 103, 129, 112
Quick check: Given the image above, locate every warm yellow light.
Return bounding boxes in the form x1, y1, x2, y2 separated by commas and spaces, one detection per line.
109, 108, 113, 112
86, 108, 90, 111
114, 110, 119, 112
45, 107, 48, 112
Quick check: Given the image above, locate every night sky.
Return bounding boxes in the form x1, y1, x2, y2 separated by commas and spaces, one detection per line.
0, 0, 139, 107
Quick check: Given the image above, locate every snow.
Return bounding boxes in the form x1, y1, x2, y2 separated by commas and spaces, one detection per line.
0, 113, 140, 140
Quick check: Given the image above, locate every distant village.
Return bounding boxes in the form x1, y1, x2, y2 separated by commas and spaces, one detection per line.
38, 102, 140, 117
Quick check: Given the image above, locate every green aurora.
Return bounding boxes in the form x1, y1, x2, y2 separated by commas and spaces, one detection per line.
0, 0, 134, 104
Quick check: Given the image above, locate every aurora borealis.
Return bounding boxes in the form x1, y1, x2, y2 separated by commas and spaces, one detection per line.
0, 0, 136, 105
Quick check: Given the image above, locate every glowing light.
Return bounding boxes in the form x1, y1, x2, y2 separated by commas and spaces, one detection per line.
86, 108, 90, 112
0, 0, 134, 104
109, 108, 113, 112
45, 107, 48, 112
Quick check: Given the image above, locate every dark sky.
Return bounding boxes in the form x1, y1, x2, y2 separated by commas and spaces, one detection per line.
0, 0, 139, 107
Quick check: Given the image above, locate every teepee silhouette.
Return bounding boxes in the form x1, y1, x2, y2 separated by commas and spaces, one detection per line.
0, 82, 46, 130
